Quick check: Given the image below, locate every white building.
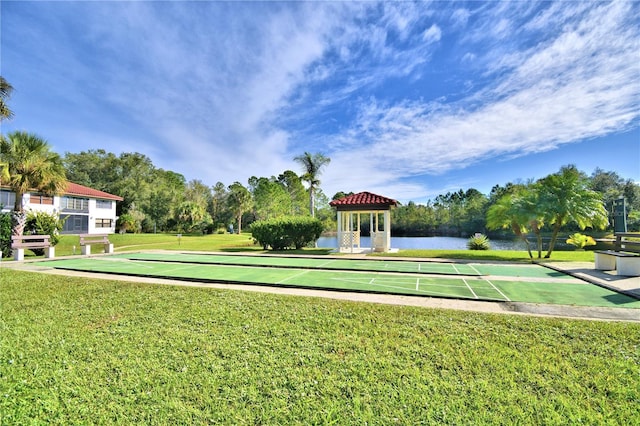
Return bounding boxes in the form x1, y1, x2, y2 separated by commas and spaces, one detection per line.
0, 182, 123, 234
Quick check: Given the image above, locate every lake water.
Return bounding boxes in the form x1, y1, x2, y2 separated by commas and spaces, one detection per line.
316, 236, 527, 251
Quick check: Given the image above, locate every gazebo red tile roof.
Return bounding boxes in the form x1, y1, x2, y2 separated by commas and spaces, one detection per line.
330, 191, 397, 210
65, 182, 123, 201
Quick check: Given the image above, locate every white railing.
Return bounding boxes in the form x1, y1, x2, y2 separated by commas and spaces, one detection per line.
339, 231, 360, 249
372, 232, 388, 252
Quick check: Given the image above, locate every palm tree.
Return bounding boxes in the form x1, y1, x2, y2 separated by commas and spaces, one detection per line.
227, 182, 252, 234
0, 161, 9, 184
0, 131, 67, 236
518, 184, 546, 259
487, 191, 535, 260
537, 165, 609, 258
293, 152, 331, 217
0, 76, 14, 121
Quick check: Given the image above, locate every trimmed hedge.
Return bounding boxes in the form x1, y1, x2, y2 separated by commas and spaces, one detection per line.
250, 216, 323, 250
0, 212, 11, 258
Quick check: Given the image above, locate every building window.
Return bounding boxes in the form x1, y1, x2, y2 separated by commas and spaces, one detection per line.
61, 197, 88, 211
30, 193, 54, 205
96, 200, 113, 209
62, 215, 88, 234
95, 218, 113, 228
0, 190, 16, 209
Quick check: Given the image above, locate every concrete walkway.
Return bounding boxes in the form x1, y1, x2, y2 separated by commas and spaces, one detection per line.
541, 261, 640, 299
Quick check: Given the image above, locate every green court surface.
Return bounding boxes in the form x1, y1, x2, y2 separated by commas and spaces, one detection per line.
116, 252, 485, 275
39, 254, 640, 309
112, 252, 578, 279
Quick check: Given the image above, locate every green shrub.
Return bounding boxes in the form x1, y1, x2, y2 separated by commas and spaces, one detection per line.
24, 210, 67, 255
566, 232, 596, 250
0, 212, 11, 258
250, 216, 323, 250
467, 233, 490, 250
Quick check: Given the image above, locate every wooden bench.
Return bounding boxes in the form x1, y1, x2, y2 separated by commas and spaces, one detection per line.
595, 233, 640, 276
79, 234, 114, 255
11, 235, 55, 261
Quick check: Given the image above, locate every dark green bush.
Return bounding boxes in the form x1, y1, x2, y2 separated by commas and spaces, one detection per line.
250, 216, 323, 250
0, 212, 11, 258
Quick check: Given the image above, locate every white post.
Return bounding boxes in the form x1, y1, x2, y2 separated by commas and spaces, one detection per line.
356, 213, 361, 251
384, 210, 391, 252
13, 248, 25, 261
349, 213, 354, 253
45, 246, 55, 259
337, 211, 342, 252
370, 212, 374, 252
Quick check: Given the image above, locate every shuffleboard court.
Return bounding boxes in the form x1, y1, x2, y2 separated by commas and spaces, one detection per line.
112, 252, 483, 275
38, 255, 640, 308
113, 252, 572, 280
110, 252, 578, 280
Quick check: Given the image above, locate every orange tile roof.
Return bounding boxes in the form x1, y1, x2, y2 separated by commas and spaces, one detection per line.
0, 182, 123, 201
329, 191, 397, 209
64, 182, 124, 201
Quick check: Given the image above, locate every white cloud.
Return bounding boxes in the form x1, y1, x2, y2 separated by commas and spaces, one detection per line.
4, 0, 638, 201
450, 8, 470, 28
324, 1, 639, 196
422, 24, 442, 44
74, 2, 347, 184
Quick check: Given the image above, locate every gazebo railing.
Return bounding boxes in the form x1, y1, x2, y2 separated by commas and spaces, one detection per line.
339, 231, 360, 248
371, 231, 387, 252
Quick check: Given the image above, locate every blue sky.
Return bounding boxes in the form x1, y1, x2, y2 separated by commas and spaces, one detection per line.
1, 1, 639, 204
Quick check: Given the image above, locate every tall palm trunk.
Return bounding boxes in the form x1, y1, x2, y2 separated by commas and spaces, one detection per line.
530, 220, 542, 259
545, 223, 562, 258
309, 186, 315, 218
236, 213, 242, 234
12, 193, 26, 236
12, 211, 26, 236
512, 221, 533, 260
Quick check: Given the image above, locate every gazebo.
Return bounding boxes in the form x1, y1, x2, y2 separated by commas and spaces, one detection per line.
329, 192, 398, 253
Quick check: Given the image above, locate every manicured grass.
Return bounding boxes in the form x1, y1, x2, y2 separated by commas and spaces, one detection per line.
50, 233, 259, 257
1, 269, 639, 424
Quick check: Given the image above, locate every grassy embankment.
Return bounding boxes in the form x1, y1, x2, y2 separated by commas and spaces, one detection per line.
1, 268, 638, 424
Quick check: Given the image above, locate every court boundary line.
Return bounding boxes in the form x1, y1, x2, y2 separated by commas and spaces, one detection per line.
462, 277, 479, 299
485, 278, 511, 302
276, 269, 310, 284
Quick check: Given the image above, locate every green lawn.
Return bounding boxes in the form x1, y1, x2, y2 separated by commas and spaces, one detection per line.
1, 269, 639, 424
49, 232, 259, 256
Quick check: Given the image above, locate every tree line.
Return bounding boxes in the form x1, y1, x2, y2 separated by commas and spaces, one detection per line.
60, 149, 335, 234
393, 168, 639, 238
3, 140, 638, 242
63, 149, 639, 240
